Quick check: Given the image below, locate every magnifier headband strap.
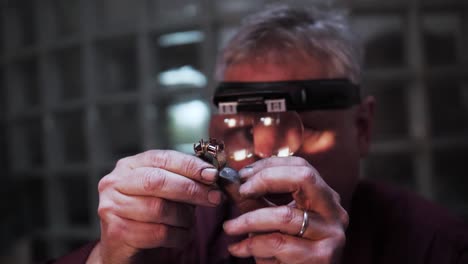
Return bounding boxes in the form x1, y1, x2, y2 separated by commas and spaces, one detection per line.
213, 78, 361, 112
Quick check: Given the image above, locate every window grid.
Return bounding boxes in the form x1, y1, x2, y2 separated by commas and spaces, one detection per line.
1, 0, 467, 261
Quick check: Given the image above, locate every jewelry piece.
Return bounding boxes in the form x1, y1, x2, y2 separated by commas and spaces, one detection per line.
194, 138, 240, 186
297, 210, 309, 237
194, 138, 227, 170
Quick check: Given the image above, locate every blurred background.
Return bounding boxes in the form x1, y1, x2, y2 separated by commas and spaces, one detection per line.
0, 0, 467, 263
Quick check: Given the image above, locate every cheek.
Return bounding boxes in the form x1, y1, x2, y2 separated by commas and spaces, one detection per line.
301, 130, 336, 154
307, 129, 360, 172
296, 129, 361, 202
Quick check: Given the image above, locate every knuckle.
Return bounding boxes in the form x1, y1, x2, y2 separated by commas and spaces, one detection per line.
253, 170, 270, 191
152, 224, 169, 243
268, 233, 286, 251
97, 205, 107, 220
256, 169, 270, 183
183, 155, 202, 178
255, 170, 266, 182
97, 200, 116, 221
297, 167, 317, 184
116, 157, 131, 168
142, 169, 167, 193
331, 189, 341, 204
144, 150, 168, 168
180, 181, 200, 200
338, 208, 349, 228
147, 198, 165, 218
279, 206, 295, 225
98, 174, 115, 193
334, 230, 347, 248
246, 237, 255, 254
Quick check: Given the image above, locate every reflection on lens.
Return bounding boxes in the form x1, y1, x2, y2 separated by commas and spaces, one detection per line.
261, 117, 273, 126
224, 118, 237, 127
277, 147, 291, 157
209, 111, 304, 167
253, 112, 303, 158
302, 130, 336, 154
232, 149, 253, 161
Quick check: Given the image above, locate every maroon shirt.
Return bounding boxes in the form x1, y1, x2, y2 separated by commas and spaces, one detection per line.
50, 180, 468, 263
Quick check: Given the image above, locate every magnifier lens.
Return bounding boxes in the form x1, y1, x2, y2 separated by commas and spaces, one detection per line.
253, 112, 303, 158
209, 112, 303, 168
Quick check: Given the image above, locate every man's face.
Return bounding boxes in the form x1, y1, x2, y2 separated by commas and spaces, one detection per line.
221, 55, 374, 208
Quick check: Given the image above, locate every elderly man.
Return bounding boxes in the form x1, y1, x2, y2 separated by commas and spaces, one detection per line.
53, 4, 468, 264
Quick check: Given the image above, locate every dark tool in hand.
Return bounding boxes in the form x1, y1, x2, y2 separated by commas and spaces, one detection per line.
194, 138, 269, 213
194, 138, 240, 185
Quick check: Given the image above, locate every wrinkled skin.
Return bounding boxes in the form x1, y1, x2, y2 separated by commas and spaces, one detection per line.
89, 150, 223, 263
87, 55, 375, 264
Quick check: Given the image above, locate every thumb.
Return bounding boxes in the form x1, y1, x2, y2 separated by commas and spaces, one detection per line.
218, 167, 270, 214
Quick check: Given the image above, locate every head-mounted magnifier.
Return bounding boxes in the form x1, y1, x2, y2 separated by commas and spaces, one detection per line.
209, 78, 361, 169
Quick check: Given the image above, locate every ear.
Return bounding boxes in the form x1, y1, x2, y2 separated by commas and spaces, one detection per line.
355, 96, 375, 157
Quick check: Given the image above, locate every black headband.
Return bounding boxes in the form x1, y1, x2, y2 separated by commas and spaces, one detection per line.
213, 78, 361, 112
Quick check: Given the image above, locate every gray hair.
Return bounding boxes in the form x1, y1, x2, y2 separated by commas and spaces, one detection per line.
215, 4, 363, 84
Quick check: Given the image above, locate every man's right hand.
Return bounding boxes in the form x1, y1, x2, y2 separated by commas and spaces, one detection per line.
87, 150, 223, 264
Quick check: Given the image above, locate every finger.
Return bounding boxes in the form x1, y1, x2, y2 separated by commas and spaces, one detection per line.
112, 191, 194, 228
103, 214, 191, 250
254, 258, 277, 264
222, 179, 271, 214
239, 166, 341, 219
115, 150, 218, 184
228, 232, 334, 263
224, 206, 326, 240
227, 232, 302, 258
115, 167, 223, 207
239, 156, 310, 179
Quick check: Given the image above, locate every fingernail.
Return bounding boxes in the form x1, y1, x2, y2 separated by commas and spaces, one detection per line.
201, 168, 218, 182
208, 190, 222, 205
239, 166, 254, 179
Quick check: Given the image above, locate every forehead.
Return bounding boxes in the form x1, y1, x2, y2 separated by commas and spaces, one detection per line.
223, 55, 329, 82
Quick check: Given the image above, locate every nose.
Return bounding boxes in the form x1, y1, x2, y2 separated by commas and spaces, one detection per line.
253, 124, 278, 158
252, 115, 303, 158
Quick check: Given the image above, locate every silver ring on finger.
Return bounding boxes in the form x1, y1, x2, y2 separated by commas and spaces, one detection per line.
296, 210, 309, 237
